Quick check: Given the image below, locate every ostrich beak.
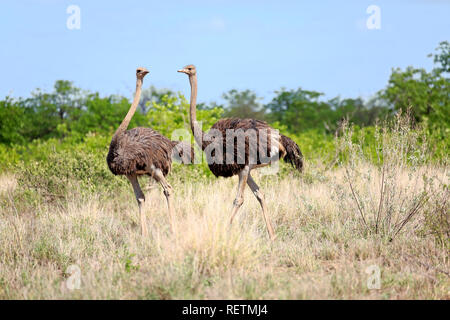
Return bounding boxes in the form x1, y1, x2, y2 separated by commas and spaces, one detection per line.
177, 69, 186, 73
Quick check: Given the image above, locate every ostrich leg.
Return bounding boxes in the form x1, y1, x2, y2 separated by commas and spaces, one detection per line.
127, 174, 148, 237
153, 169, 175, 232
230, 165, 250, 224
247, 174, 276, 241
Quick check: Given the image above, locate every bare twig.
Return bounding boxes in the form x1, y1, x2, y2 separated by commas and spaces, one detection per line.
375, 164, 386, 234
391, 193, 429, 241
344, 167, 368, 229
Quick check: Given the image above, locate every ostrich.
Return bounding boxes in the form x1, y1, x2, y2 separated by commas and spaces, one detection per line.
178, 65, 303, 241
107, 67, 192, 236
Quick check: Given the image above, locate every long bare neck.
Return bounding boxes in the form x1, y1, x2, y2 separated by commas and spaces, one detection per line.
113, 78, 143, 138
189, 74, 206, 149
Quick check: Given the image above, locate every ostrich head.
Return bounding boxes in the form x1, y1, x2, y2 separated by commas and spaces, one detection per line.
177, 64, 196, 76
136, 67, 149, 79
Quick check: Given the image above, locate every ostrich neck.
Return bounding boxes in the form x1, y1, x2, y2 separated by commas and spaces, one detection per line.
189, 74, 206, 149
113, 78, 143, 138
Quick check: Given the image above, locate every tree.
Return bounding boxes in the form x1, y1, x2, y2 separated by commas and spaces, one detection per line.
0, 97, 26, 145
222, 89, 266, 120
328, 97, 391, 130
17, 80, 86, 140
138, 86, 175, 113
430, 41, 449, 73
382, 41, 449, 132
265, 88, 331, 133
71, 93, 147, 137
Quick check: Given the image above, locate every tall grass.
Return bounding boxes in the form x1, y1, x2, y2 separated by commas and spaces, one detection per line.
336, 111, 448, 242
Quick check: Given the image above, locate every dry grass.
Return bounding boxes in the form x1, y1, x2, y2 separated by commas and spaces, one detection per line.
0, 161, 448, 299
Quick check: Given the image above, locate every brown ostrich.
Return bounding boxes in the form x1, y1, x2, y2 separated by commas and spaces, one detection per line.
107, 67, 192, 236
178, 65, 303, 241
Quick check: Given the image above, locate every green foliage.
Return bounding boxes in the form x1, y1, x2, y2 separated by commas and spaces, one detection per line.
15, 138, 125, 203
383, 67, 449, 126
421, 181, 450, 248
221, 89, 266, 120
430, 41, 450, 73
0, 144, 21, 171
265, 88, 328, 132
0, 97, 27, 145
265, 89, 391, 134
382, 41, 450, 143
0, 81, 149, 145
21, 80, 85, 141
70, 94, 147, 138
138, 85, 176, 113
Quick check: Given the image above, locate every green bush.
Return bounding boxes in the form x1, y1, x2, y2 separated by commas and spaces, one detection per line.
16, 145, 126, 203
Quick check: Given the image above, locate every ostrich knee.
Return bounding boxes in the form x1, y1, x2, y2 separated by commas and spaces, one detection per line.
163, 184, 173, 199
154, 174, 175, 233
233, 196, 244, 208
253, 189, 265, 203
136, 195, 145, 205
230, 196, 244, 225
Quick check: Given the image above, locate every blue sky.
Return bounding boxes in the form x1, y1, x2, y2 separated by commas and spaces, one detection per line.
0, 0, 449, 104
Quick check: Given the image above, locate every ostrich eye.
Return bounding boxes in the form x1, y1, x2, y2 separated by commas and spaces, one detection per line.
137, 70, 141, 73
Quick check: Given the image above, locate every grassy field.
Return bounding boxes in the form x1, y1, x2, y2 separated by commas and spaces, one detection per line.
0, 159, 448, 299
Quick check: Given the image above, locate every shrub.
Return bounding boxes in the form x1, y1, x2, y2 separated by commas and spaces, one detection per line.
15, 139, 127, 203
336, 110, 448, 240
421, 180, 449, 248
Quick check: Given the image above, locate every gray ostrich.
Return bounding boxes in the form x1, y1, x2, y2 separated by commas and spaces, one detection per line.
178, 65, 303, 241
107, 67, 192, 236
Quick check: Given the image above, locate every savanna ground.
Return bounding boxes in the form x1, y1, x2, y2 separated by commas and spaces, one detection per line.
0, 116, 448, 299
